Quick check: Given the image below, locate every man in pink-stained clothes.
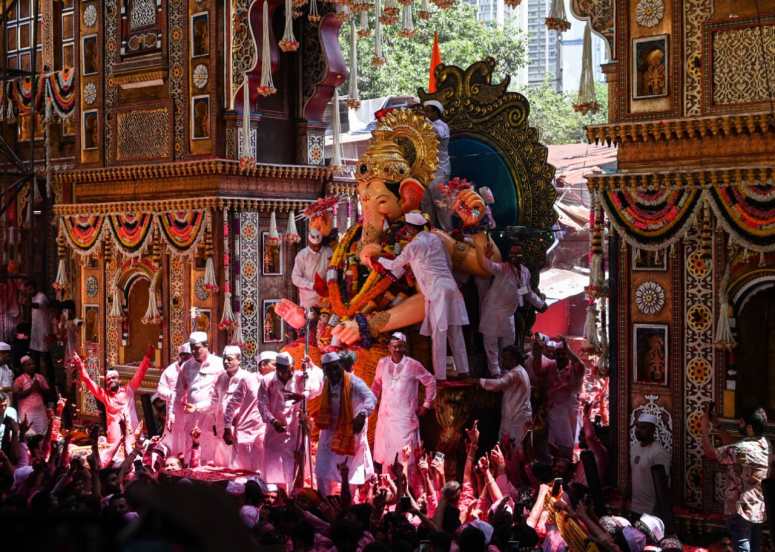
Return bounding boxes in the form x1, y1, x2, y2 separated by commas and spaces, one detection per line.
371, 332, 436, 469
72, 345, 155, 464
220, 345, 265, 472
13, 355, 51, 436
156, 342, 192, 455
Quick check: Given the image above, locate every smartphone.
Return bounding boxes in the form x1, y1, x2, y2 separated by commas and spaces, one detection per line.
398, 496, 412, 513
551, 478, 563, 497
433, 451, 445, 463
266, 483, 279, 492
508, 540, 521, 552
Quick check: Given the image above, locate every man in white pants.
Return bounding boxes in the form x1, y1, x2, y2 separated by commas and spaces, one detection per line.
258, 352, 324, 488
376, 211, 470, 380
372, 332, 436, 468
156, 342, 192, 454
220, 345, 265, 472
168, 331, 224, 464
478, 243, 545, 376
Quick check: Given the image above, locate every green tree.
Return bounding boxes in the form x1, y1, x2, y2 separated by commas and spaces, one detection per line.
340, 3, 526, 100
522, 81, 608, 144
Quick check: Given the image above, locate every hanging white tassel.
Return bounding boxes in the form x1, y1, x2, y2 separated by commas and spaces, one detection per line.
546, 0, 570, 31
232, 318, 244, 345
418, 0, 431, 19
372, 0, 385, 66
286, 210, 301, 243
331, 88, 343, 167
714, 267, 737, 350
220, 291, 236, 326
358, 9, 370, 37
203, 254, 218, 291
279, 0, 299, 52
257, 1, 277, 96
109, 285, 123, 318
573, 22, 599, 114
347, 20, 361, 109
584, 300, 600, 350
239, 75, 255, 169
759, 251, 767, 267
7, 100, 15, 124
268, 210, 280, 244
142, 271, 162, 324
308, 0, 321, 22
399, 2, 414, 37
54, 258, 68, 292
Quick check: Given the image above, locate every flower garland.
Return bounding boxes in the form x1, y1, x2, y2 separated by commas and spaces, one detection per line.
219, 208, 237, 331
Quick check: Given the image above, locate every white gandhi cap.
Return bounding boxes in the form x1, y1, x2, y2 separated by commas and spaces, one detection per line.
178, 342, 192, 354
258, 351, 278, 363
223, 345, 242, 357
0, 341, 10, 352
189, 331, 208, 345
321, 351, 341, 364
404, 211, 427, 226
275, 352, 294, 367
638, 413, 659, 425
423, 99, 444, 114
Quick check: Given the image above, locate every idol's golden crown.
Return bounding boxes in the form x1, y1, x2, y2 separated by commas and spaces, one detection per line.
357, 109, 440, 185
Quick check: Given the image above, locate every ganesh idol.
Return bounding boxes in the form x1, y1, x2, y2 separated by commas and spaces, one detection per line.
279, 109, 500, 381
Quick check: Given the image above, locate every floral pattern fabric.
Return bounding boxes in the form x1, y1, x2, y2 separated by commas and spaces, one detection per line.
716, 437, 770, 523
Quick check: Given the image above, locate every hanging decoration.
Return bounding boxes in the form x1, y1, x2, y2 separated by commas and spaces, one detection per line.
268, 210, 281, 245
61, 214, 105, 255
417, 0, 432, 19
573, 23, 599, 115
157, 210, 208, 254
203, 215, 219, 292
358, 9, 371, 37
373, 0, 386, 66
430, 0, 454, 9
587, 191, 605, 295
381, 0, 400, 24
545, 0, 571, 32
347, 20, 361, 108
583, 299, 601, 350
44, 68, 76, 120
240, 76, 257, 170
331, 88, 343, 167
279, 0, 300, 52
107, 213, 155, 257
286, 210, 301, 243
258, 1, 277, 96
52, 228, 68, 297
714, 266, 737, 350
219, 208, 237, 332
142, 269, 163, 325
503, 0, 522, 6
706, 183, 775, 253
109, 269, 124, 319
399, 0, 415, 38
308, 0, 321, 22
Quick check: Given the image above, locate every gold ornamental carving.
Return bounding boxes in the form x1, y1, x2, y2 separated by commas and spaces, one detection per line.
117, 109, 171, 161
712, 25, 775, 106
108, 70, 166, 88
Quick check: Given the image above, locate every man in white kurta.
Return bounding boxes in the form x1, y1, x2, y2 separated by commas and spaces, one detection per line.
168, 331, 225, 464
210, 345, 245, 467
220, 345, 266, 472
156, 342, 192, 454
420, 100, 454, 231
478, 345, 532, 448
258, 352, 324, 488
377, 213, 470, 380
372, 332, 436, 467
0, 342, 13, 395
291, 229, 333, 309
310, 351, 376, 496
479, 244, 546, 376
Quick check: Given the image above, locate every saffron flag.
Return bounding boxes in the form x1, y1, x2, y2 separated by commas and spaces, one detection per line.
428, 32, 442, 93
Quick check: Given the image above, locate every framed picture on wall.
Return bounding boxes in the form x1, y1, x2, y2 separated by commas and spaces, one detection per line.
632, 34, 668, 99
191, 95, 210, 140
632, 249, 668, 271
191, 12, 209, 57
633, 323, 668, 386
83, 305, 99, 344
82, 109, 98, 150
262, 232, 283, 275
262, 299, 284, 343
81, 34, 98, 75
192, 308, 211, 333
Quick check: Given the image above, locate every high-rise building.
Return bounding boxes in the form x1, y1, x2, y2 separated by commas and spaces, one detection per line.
463, 0, 609, 91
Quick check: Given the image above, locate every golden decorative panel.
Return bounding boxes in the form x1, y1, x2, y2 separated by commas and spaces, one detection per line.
683, 0, 713, 116
116, 108, 171, 162
712, 25, 775, 106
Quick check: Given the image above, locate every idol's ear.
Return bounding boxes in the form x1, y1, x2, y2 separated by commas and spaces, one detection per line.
399, 178, 425, 213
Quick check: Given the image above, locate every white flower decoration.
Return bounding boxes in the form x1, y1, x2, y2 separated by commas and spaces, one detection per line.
83, 83, 97, 105
636, 281, 666, 315
636, 0, 664, 28
83, 4, 98, 28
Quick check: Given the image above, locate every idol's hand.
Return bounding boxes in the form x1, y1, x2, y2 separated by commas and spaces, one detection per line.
452, 189, 486, 228
332, 319, 361, 346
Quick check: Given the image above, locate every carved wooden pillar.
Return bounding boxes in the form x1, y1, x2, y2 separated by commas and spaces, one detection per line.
601, 61, 619, 122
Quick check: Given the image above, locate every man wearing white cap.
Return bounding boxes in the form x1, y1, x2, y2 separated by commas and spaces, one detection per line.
376, 212, 470, 380
0, 342, 13, 394
421, 100, 454, 231
168, 331, 225, 464
219, 345, 265, 472
257, 350, 278, 376
372, 332, 436, 468
156, 342, 192, 454
258, 351, 324, 488
309, 351, 377, 495
629, 412, 670, 515
292, 228, 333, 310
71, 345, 155, 464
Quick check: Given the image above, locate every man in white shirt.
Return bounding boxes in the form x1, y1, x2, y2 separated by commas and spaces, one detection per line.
630, 413, 670, 515
258, 351, 324, 489
420, 100, 454, 231
24, 280, 52, 388
478, 243, 546, 376
478, 345, 532, 449
372, 332, 436, 468
156, 342, 192, 454
0, 391, 18, 447
168, 331, 225, 464
219, 345, 265, 472
291, 229, 333, 310
0, 342, 13, 395
309, 351, 376, 496
376, 212, 470, 380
